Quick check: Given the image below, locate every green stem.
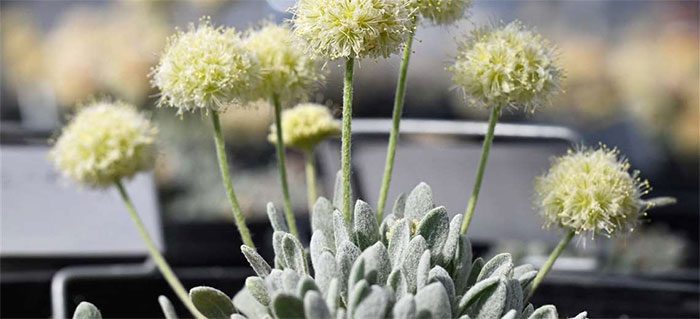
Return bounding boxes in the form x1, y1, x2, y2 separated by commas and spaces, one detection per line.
376, 25, 416, 221
210, 111, 255, 248
341, 57, 355, 222
304, 148, 318, 214
527, 230, 575, 301
459, 105, 502, 235
272, 94, 299, 237
115, 181, 204, 319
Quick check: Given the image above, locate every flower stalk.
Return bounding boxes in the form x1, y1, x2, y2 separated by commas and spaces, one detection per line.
460, 105, 502, 234
115, 181, 205, 319
341, 57, 355, 222
272, 94, 299, 237
304, 148, 318, 213
527, 230, 575, 301
376, 21, 416, 222
210, 111, 255, 248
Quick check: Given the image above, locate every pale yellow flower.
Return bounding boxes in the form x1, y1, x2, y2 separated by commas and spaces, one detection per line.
268, 103, 340, 150
51, 101, 157, 188
416, 0, 472, 25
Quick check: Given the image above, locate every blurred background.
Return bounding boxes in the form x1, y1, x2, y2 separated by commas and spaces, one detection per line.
1, 0, 698, 318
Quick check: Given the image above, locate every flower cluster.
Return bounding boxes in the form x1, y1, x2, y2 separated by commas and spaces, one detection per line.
415, 0, 472, 25
244, 23, 325, 103
534, 146, 650, 237
450, 21, 563, 111
292, 0, 414, 59
151, 18, 258, 114
51, 101, 157, 188
268, 103, 340, 151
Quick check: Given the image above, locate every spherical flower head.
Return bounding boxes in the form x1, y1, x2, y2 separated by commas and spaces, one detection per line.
415, 0, 472, 25
534, 146, 651, 237
50, 101, 158, 188
292, 0, 414, 60
450, 21, 563, 111
244, 23, 325, 102
268, 103, 340, 150
152, 18, 258, 115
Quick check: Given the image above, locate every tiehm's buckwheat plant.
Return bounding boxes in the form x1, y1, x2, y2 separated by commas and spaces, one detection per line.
268, 103, 341, 213
245, 22, 326, 238
151, 17, 258, 248
51, 101, 204, 319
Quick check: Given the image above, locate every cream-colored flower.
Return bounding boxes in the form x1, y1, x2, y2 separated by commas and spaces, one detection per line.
152, 18, 258, 114
534, 146, 650, 237
51, 101, 157, 188
244, 23, 325, 103
292, 0, 414, 59
451, 21, 563, 111
416, 0, 472, 25
268, 103, 340, 150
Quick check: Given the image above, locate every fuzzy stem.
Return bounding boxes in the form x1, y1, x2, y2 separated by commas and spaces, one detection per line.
460, 105, 502, 234
115, 181, 204, 319
376, 26, 416, 222
272, 94, 299, 237
527, 230, 575, 301
210, 111, 255, 248
341, 57, 355, 222
304, 148, 318, 214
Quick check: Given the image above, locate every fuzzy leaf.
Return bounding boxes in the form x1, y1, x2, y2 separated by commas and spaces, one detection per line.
348, 258, 366, 294
313, 197, 336, 250
357, 242, 391, 286
272, 293, 305, 319
305, 290, 331, 319
315, 251, 338, 296
241, 245, 272, 278
469, 277, 508, 319
388, 268, 408, 299
273, 231, 287, 269
404, 182, 434, 221
336, 240, 361, 300
333, 210, 351, 250
388, 219, 411, 269
230, 315, 246, 319
72, 302, 102, 319
501, 309, 517, 319
570, 311, 588, 319
393, 193, 407, 218
354, 285, 391, 319
453, 236, 473, 296
232, 288, 268, 319
522, 304, 534, 318
297, 276, 320, 298
504, 279, 523, 315
310, 231, 331, 270
417, 206, 450, 261
325, 278, 340, 316
528, 305, 558, 319
332, 170, 352, 210
282, 269, 301, 293
457, 276, 500, 315
477, 254, 514, 282
379, 214, 396, 245
354, 200, 380, 250
393, 295, 416, 319
267, 202, 288, 233
158, 296, 178, 319
282, 233, 308, 275
189, 286, 236, 319
415, 282, 451, 319
441, 214, 464, 268
401, 235, 427, 294
428, 265, 456, 309
245, 276, 270, 306
416, 250, 432, 291
467, 258, 485, 287
347, 280, 370, 317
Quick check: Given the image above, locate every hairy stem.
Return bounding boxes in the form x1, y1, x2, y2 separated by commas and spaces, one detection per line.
460, 105, 502, 234
272, 94, 299, 237
304, 148, 318, 214
341, 57, 355, 222
377, 25, 416, 221
527, 230, 575, 301
115, 181, 204, 319
210, 111, 255, 248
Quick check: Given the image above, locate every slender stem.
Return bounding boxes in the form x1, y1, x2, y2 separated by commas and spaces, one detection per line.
527, 230, 575, 301
341, 57, 355, 222
459, 105, 502, 234
376, 25, 416, 221
272, 94, 299, 237
210, 111, 255, 248
115, 181, 204, 319
304, 148, 318, 214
